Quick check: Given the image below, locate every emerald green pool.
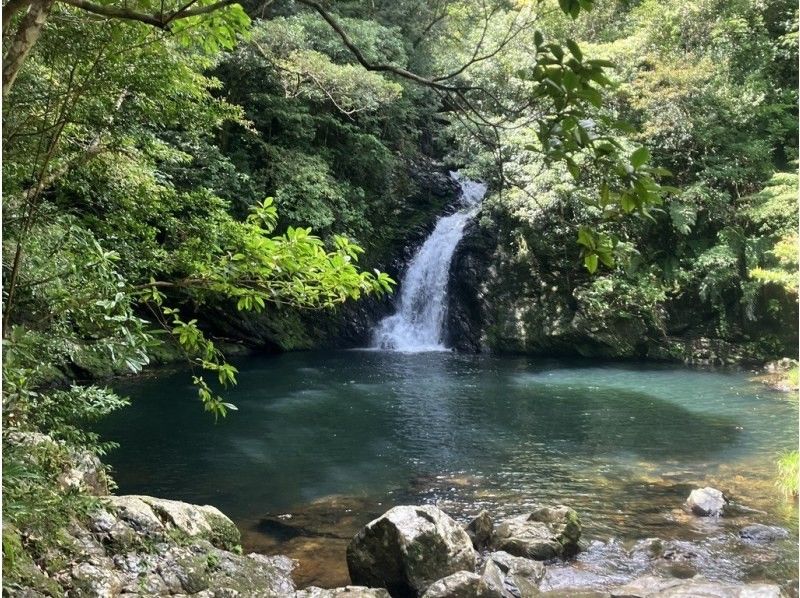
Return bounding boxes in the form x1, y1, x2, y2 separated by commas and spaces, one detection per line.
102, 352, 798, 589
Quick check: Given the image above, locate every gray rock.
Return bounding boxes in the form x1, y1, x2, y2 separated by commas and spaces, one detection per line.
107, 544, 296, 597
491, 506, 581, 560
297, 586, 392, 598
138, 496, 240, 548
105, 495, 165, 536
738, 524, 789, 544
685, 487, 727, 517
611, 575, 782, 597
481, 551, 546, 597
347, 505, 477, 596
66, 557, 124, 597
466, 511, 494, 550
98, 495, 241, 551
421, 571, 503, 598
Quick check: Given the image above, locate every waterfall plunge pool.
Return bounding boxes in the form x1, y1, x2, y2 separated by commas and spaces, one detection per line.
100, 351, 799, 591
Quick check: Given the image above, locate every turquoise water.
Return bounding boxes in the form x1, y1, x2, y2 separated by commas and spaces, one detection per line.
101, 351, 798, 587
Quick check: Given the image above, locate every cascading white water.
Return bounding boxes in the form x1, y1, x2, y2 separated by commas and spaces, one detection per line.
372, 172, 487, 352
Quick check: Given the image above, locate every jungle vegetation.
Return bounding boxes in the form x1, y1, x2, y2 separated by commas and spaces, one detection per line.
2, 0, 797, 572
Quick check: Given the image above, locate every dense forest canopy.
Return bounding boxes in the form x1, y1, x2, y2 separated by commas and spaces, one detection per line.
1, 0, 797, 584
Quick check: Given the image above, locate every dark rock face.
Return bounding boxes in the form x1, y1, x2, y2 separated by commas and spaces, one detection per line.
685, 487, 727, 517
346, 505, 476, 597
442, 199, 798, 362
466, 510, 494, 551
443, 212, 663, 358
444, 218, 495, 352
491, 506, 582, 560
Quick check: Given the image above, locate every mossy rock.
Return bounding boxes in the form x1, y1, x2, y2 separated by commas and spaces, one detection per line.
2, 526, 64, 597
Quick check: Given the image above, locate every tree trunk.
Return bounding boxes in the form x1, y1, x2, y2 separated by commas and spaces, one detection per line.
2, 0, 54, 97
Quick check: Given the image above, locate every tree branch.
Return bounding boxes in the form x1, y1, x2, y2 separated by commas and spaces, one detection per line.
58, 0, 167, 26
2, 0, 33, 33
56, 0, 235, 29
295, 0, 463, 93
2, 0, 54, 96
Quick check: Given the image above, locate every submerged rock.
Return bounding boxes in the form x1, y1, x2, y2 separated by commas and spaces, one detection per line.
347, 505, 476, 596
686, 487, 727, 517
491, 506, 581, 560
466, 510, 494, 550
611, 575, 783, 597
248, 493, 387, 589
738, 524, 790, 544
297, 585, 392, 597
421, 570, 503, 598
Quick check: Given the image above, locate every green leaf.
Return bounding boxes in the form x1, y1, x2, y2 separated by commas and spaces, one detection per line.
566, 39, 582, 61
597, 250, 614, 267
630, 146, 651, 169
584, 253, 599, 273
577, 227, 594, 248
565, 159, 579, 180
620, 193, 636, 212
576, 87, 602, 107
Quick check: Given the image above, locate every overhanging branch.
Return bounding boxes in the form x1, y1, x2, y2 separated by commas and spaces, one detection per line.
57, 0, 236, 29
295, 0, 464, 93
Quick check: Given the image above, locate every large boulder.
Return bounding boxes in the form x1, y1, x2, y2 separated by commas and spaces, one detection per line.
347, 505, 476, 596
89, 495, 241, 552
8, 492, 293, 597
491, 506, 581, 560
611, 575, 782, 597
685, 487, 727, 517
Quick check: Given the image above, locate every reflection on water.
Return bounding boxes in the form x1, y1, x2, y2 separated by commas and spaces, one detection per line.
101, 352, 798, 589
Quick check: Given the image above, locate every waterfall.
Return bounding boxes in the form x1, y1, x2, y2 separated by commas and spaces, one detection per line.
372, 172, 487, 352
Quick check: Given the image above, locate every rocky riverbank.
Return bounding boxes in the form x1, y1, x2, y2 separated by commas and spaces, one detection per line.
4, 434, 795, 597
5, 478, 793, 596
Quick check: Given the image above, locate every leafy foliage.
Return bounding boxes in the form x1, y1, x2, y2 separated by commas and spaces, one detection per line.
454, 0, 797, 360
2, 0, 400, 541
